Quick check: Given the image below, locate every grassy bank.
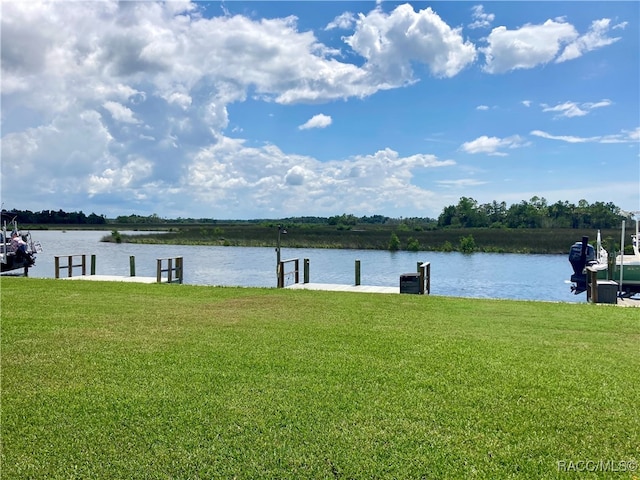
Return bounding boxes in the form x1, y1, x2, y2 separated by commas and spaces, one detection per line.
2, 279, 639, 478
100, 224, 629, 254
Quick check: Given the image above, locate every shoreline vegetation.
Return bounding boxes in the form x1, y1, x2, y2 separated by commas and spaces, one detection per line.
101, 224, 630, 255
4, 197, 634, 254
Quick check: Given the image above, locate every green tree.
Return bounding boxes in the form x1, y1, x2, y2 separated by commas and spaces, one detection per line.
388, 232, 401, 251
459, 234, 476, 253
407, 237, 420, 252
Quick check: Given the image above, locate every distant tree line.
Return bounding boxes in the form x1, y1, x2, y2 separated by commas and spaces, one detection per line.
2, 209, 106, 225
4, 197, 629, 229
437, 197, 627, 229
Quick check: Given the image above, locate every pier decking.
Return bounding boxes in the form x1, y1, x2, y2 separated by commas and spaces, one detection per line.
286, 283, 400, 294
63, 274, 158, 284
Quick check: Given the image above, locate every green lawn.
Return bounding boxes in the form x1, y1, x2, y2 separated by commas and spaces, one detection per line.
1, 278, 638, 479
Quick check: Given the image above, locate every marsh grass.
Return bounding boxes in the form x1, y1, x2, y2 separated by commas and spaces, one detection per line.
105, 224, 627, 254
2, 278, 639, 478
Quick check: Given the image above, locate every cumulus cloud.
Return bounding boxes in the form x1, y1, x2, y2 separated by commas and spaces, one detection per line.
186, 141, 455, 216
325, 12, 356, 30
298, 114, 332, 130
345, 4, 477, 80
481, 16, 622, 73
460, 135, 528, 156
103, 101, 140, 124
482, 19, 578, 73
468, 5, 495, 29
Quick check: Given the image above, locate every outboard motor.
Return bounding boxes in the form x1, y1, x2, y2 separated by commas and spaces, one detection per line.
569, 236, 595, 294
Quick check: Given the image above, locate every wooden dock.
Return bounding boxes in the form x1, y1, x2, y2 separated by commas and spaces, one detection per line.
614, 297, 640, 307
53, 254, 184, 284
286, 283, 400, 294
63, 274, 158, 284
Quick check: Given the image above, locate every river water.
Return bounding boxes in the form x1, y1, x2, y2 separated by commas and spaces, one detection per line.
22, 229, 581, 303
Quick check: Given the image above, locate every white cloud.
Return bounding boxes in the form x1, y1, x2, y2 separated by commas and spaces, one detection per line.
476, 105, 489, 111
531, 128, 639, 144
556, 18, 621, 63
88, 156, 154, 195
186, 141, 455, 216
103, 101, 140, 124
482, 19, 578, 73
482, 17, 622, 73
540, 99, 612, 118
325, 12, 356, 30
298, 114, 332, 130
460, 135, 528, 156
468, 5, 495, 30
521, 100, 532, 107
345, 4, 477, 80
437, 178, 488, 188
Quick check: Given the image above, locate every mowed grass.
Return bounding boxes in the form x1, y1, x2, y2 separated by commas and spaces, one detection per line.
1, 278, 639, 479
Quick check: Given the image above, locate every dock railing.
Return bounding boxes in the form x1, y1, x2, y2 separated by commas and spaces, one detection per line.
278, 258, 300, 288
157, 257, 184, 284
54, 254, 96, 278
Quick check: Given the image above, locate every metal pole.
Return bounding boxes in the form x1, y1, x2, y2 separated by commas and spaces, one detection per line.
276, 225, 287, 287
619, 220, 625, 297
276, 226, 282, 287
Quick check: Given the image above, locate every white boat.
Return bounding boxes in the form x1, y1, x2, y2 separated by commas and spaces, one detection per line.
1, 215, 41, 275
569, 212, 640, 296
611, 212, 640, 296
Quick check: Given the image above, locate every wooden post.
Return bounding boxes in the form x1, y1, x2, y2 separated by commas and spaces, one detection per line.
588, 267, 598, 303
81, 254, 86, 276
607, 253, 614, 281
176, 257, 183, 284
167, 258, 173, 283
156, 259, 162, 283
67, 255, 73, 277
355, 260, 361, 286
304, 258, 310, 283
55, 256, 60, 279
91, 254, 96, 275
294, 259, 299, 284
129, 255, 135, 277
278, 261, 284, 288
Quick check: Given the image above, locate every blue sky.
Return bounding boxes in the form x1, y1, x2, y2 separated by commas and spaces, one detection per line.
1, 1, 638, 219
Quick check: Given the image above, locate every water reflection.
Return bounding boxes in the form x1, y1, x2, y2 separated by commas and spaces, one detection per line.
25, 230, 580, 302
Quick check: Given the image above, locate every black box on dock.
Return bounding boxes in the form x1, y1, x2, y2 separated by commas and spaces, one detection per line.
400, 273, 421, 294
596, 280, 618, 304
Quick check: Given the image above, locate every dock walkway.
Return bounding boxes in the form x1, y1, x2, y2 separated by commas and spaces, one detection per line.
286, 283, 399, 294
63, 275, 158, 284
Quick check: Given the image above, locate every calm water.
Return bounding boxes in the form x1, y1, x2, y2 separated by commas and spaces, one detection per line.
22, 230, 581, 302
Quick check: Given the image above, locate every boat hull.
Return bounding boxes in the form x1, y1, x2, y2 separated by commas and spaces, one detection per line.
0, 254, 31, 274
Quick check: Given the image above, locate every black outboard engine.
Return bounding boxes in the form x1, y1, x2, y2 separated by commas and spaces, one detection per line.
569, 236, 595, 294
